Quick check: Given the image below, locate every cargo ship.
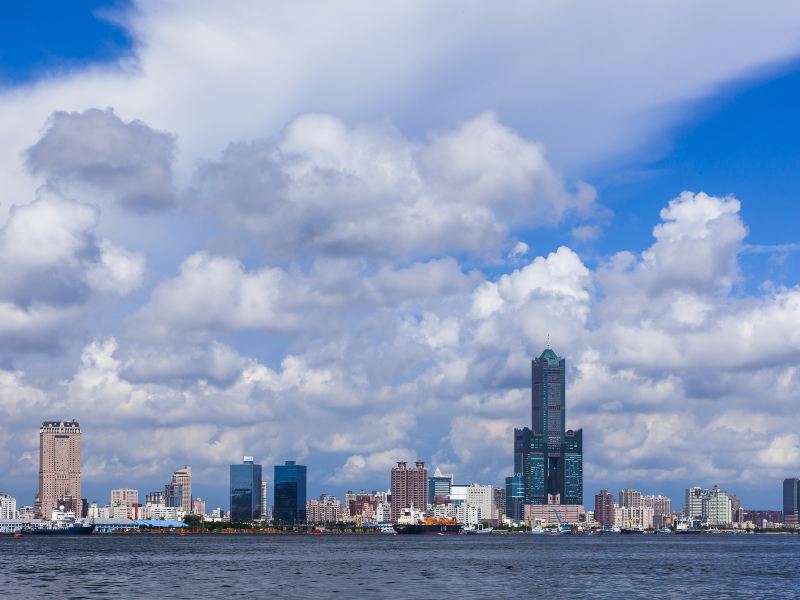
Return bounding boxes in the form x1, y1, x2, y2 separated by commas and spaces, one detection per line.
393, 508, 463, 535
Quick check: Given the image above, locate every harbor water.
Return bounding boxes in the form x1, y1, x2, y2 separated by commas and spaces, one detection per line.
1, 533, 798, 599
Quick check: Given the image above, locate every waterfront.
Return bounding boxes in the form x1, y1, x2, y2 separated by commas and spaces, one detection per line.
2, 535, 798, 599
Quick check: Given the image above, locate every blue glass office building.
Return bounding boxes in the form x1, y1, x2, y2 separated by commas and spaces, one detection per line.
505, 474, 525, 520
273, 460, 307, 523
230, 456, 262, 522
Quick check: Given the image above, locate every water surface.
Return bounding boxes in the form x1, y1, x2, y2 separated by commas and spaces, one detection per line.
2, 534, 797, 599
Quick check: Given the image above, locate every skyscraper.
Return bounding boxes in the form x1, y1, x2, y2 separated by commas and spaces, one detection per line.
594, 489, 615, 527
36, 420, 81, 519
783, 478, 799, 525
514, 348, 583, 506
273, 461, 307, 523
390, 461, 427, 521
171, 466, 192, 513
230, 456, 262, 522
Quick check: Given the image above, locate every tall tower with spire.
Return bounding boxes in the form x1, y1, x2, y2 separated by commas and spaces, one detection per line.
514, 348, 583, 506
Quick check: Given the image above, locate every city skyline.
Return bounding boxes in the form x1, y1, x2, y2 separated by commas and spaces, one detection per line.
9, 379, 796, 515
1, 2, 800, 513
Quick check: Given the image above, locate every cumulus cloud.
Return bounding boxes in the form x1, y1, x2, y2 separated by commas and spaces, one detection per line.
0, 188, 145, 353
26, 108, 176, 211
2, 1, 800, 505
129, 252, 478, 341
0, 191, 797, 505
188, 111, 595, 260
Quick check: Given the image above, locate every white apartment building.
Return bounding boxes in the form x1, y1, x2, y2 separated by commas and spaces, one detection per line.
615, 505, 655, 529
685, 485, 732, 525
685, 487, 705, 519
0, 492, 19, 520
466, 483, 495, 522
704, 486, 732, 526
147, 504, 179, 520
375, 502, 390, 523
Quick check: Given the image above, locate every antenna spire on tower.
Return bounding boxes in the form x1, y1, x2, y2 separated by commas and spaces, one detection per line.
546, 333, 551, 349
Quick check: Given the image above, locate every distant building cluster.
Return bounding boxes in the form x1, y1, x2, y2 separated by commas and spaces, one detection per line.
1, 351, 797, 534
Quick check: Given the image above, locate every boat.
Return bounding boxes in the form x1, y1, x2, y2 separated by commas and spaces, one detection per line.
24, 524, 96, 536
620, 528, 644, 534
393, 507, 463, 535
20, 508, 95, 535
393, 521, 463, 535
530, 525, 547, 535
463, 524, 494, 534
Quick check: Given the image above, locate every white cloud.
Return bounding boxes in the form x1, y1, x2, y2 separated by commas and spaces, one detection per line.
26, 108, 176, 211
189, 111, 595, 260
1, 2, 800, 505
0, 188, 144, 352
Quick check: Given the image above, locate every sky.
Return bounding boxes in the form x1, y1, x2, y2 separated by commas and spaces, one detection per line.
0, 0, 799, 511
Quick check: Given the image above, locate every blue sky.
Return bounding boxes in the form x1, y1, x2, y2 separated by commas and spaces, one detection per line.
0, 2, 799, 513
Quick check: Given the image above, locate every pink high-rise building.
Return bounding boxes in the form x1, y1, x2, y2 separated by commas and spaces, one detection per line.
35, 420, 81, 519
390, 461, 427, 522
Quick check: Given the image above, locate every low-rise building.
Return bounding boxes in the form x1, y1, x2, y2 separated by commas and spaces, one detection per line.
525, 504, 585, 524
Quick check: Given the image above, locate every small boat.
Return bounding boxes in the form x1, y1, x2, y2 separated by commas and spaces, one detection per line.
620, 528, 644, 534
463, 524, 494, 534
13, 532, 23, 538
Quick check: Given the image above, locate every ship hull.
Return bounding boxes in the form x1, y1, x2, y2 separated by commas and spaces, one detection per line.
393, 524, 463, 535
24, 524, 95, 536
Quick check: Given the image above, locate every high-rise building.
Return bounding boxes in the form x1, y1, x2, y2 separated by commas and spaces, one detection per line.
36, 420, 81, 519
466, 483, 495, 522
164, 483, 183, 508
273, 461, 307, 523
146, 491, 165, 505
685, 486, 705, 519
594, 489, 615, 527
171, 467, 192, 513
193, 498, 206, 516
0, 492, 18, 520
704, 485, 732, 526
619, 488, 642, 508
230, 456, 263, 522
685, 485, 732, 525
515, 348, 583, 506
642, 494, 671, 517
110, 488, 139, 507
493, 488, 506, 521
390, 461, 427, 522
428, 468, 453, 504
783, 478, 799, 525
505, 475, 525, 521
306, 494, 342, 523
260, 480, 269, 521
